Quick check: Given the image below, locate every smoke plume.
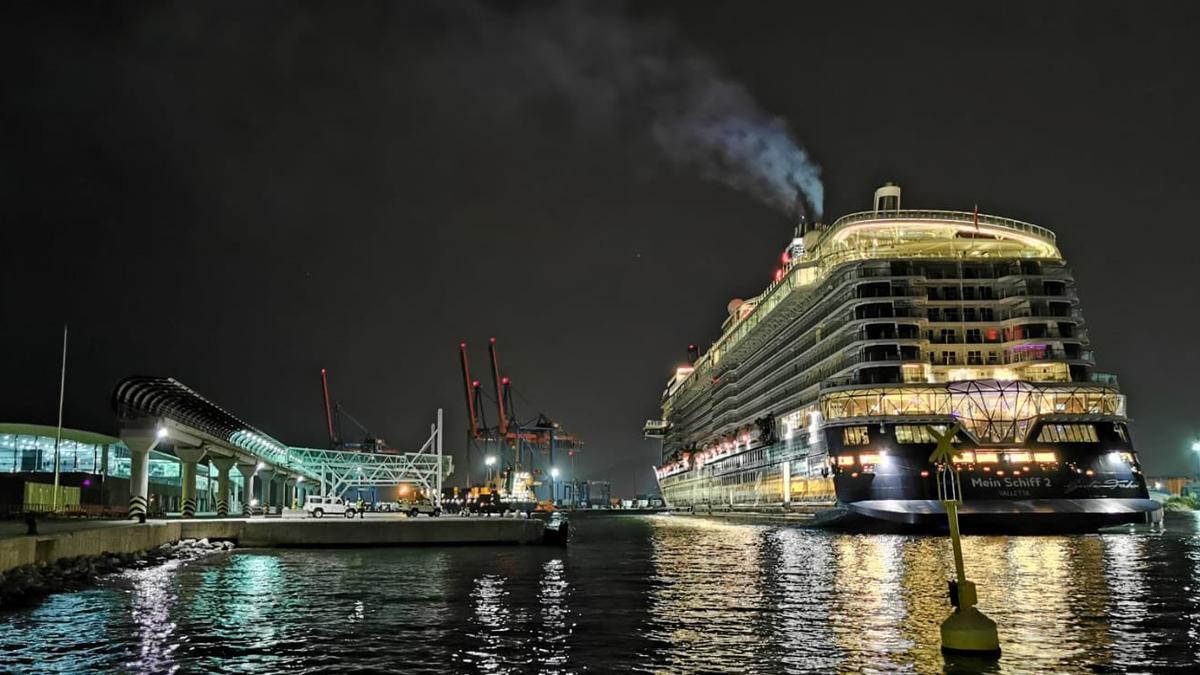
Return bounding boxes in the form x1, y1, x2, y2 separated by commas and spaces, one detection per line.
441, 1, 824, 220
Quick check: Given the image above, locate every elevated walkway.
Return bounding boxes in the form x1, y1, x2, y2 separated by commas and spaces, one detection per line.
111, 376, 450, 521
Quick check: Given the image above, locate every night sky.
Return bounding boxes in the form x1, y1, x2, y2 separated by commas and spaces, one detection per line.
3, 1, 1199, 495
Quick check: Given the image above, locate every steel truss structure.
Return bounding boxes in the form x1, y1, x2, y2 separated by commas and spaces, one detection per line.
285, 410, 451, 504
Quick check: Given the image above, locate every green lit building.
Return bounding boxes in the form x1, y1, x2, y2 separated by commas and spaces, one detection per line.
0, 423, 241, 514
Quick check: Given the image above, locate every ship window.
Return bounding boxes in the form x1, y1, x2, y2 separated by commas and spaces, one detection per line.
1037, 424, 1099, 443
895, 425, 932, 444
1114, 423, 1128, 442
896, 425, 958, 444
842, 426, 870, 446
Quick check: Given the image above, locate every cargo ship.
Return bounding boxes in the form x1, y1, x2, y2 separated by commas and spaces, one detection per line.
646, 184, 1161, 532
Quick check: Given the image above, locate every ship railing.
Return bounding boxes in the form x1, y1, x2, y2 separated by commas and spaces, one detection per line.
828, 209, 1057, 243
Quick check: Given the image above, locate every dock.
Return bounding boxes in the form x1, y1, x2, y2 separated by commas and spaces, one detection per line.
0, 516, 547, 574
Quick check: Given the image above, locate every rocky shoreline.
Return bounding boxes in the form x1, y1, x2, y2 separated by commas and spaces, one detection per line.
0, 538, 236, 610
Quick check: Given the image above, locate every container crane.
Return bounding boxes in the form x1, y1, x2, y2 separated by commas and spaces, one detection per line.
458, 338, 583, 502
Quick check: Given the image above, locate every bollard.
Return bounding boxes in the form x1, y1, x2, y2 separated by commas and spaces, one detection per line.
928, 423, 1000, 658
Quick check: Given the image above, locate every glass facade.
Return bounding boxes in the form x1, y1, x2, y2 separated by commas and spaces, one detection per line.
0, 432, 218, 488
0, 433, 113, 475
820, 381, 1125, 444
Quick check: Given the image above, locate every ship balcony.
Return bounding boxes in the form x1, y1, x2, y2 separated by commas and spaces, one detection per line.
922, 312, 1081, 325
643, 420, 671, 438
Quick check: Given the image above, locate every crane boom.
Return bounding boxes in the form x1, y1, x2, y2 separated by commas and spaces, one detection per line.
459, 342, 481, 439
320, 368, 338, 448
488, 337, 509, 436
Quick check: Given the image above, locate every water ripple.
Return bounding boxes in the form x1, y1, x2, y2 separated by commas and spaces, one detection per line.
2, 514, 1199, 672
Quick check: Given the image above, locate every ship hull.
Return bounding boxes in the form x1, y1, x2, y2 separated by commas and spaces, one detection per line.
657, 421, 1163, 534
815, 497, 1162, 534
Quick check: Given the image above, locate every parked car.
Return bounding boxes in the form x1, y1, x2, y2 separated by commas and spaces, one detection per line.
304, 495, 356, 518
399, 500, 442, 517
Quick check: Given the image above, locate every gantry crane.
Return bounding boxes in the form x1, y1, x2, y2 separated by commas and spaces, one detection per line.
459, 338, 582, 501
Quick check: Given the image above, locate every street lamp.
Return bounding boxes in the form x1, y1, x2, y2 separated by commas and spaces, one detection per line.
485, 455, 497, 484
550, 467, 560, 504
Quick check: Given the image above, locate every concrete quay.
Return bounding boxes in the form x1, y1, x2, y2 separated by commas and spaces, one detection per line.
0, 516, 546, 574
238, 517, 544, 547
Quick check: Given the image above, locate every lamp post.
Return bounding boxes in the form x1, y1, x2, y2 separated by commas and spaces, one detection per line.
51, 324, 68, 513
1192, 441, 1200, 484
485, 455, 497, 485
550, 467, 560, 504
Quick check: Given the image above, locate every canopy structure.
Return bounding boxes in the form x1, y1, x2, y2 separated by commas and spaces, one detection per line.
113, 375, 305, 476
113, 376, 451, 500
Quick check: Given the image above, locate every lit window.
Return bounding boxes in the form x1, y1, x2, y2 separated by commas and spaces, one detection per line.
1037, 424, 1098, 443
1006, 451, 1032, 463
1033, 451, 1057, 463
952, 451, 975, 464
843, 426, 870, 446
975, 452, 1000, 463
858, 454, 881, 465
895, 425, 932, 444
895, 425, 958, 444
837, 456, 855, 466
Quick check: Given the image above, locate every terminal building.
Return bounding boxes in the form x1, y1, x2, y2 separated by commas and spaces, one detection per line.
0, 423, 241, 515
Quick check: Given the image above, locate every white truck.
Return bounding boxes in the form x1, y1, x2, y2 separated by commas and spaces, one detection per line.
303, 495, 358, 519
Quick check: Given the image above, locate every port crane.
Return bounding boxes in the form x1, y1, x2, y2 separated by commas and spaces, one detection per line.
458, 338, 582, 501
319, 368, 391, 454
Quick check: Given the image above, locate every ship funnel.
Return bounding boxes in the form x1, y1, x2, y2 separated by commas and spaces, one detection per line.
874, 182, 901, 212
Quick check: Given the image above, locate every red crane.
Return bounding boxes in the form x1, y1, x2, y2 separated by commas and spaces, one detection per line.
320, 368, 338, 448
488, 337, 510, 437
458, 338, 583, 497
459, 342, 481, 440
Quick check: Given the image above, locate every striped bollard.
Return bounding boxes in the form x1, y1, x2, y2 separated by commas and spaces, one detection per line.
129, 495, 148, 520
182, 498, 197, 519
216, 498, 228, 517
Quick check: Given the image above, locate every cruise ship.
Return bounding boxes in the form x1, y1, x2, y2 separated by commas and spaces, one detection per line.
647, 184, 1161, 532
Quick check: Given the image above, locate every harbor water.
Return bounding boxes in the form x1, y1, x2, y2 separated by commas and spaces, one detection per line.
2, 513, 1199, 673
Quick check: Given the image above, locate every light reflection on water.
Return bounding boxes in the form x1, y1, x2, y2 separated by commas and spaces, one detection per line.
0, 514, 1198, 673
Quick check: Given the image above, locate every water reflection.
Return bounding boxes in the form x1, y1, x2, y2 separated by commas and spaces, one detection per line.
466, 574, 513, 672
537, 558, 572, 672
2, 516, 1199, 672
645, 516, 767, 672
125, 559, 183, 673
764, 528, 840, 672
642, 515, 1200, 673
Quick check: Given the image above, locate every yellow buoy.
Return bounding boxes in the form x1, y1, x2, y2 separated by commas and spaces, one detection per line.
928, 423, 1001, 658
